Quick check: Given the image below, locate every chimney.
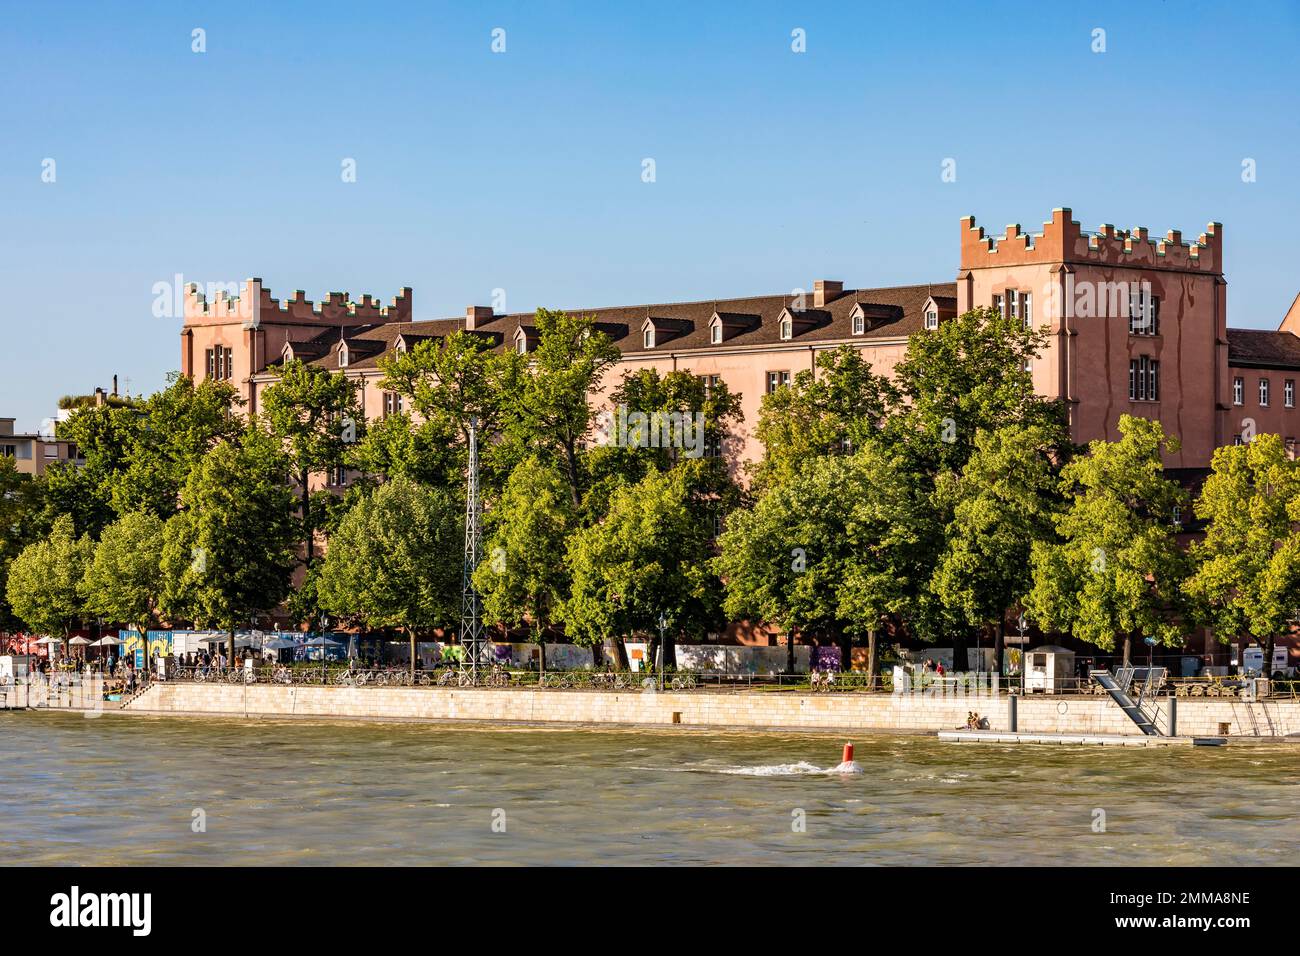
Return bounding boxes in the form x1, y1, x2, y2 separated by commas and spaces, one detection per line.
813, 279, 843, 308
94, 387, 106, 407
112, 374, 119, 398
465, 306, 493, 330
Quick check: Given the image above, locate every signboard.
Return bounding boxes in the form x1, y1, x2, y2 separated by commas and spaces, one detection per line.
134, 647, 145, 669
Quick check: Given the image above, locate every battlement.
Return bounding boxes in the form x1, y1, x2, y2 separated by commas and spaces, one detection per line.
183, 279, 412, 326
960, 207, 1223, 274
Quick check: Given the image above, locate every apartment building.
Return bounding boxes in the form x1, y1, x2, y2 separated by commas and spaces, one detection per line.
0, 418, 80, 477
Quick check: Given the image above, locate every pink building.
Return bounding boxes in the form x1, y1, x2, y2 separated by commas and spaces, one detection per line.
181, 208, 1300, 477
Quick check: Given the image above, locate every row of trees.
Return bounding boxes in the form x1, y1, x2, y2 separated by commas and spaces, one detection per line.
4, 306, 1298, 675
721, 308, 1300, 675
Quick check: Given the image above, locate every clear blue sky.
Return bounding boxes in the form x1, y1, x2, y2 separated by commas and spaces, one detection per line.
2, 1, 1297, 429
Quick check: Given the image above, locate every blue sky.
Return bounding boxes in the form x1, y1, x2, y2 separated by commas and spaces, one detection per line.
2, 1, 1297, 429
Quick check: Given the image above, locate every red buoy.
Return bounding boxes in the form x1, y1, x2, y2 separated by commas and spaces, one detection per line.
842, 742, 854, 764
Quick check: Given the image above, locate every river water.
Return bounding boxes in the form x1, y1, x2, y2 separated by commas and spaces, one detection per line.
3, 711, 1296, 865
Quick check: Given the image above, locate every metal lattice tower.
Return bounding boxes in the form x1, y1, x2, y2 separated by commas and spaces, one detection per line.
460, 415, 488, 682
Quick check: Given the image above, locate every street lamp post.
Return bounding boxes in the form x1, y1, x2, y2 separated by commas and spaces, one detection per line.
320, 615, 330, 685
657, 612, 667, 693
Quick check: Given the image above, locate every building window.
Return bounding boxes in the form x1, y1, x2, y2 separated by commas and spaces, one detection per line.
699, 374, 721, 396
205, 348, 215, 379
852, 313, 864, 335
992, 294, 1004, 316
1259, 378, 1270, 407
1233, 377, 1244, 406
1286, 380, 1295, 408
1234, 434, 1244, 446
924, 311, 938, 330
779, 317, 793, 341
338, 345, 349, 368
1286, 437, 1296, 458
1022, 292, 1033, 328
1129, 289, 1160, 336
329, 466, 348, 488
1172, 505, 1183, 527
382, 392, 404, 417
643, 327, 655, 349
0, 444, 14, 458
1129, 357, 1160, 402
224, 347, 233, 379
1008, 292, 1019, 321
703, 432, 722, 459
711, 323, 722, 344
766, 371, 791, 394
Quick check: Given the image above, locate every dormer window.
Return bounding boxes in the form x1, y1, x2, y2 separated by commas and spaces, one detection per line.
337, 343, 349, 367
711, 323, 722, 344
514, 328, 528, 355
852, 313, 865, 335
925, 311, 939, 330
779, 317, 793, 341
643, 327, 655, 349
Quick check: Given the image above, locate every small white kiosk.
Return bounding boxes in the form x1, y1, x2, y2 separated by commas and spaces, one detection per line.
1022, 644, 1076, 694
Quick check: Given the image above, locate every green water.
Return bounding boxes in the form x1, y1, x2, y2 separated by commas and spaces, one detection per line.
2, 711, 1296, 865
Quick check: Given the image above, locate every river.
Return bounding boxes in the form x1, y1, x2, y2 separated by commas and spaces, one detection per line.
3, 712, 1296, 865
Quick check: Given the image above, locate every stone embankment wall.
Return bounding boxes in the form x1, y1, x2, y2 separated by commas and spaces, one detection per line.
122, 683, 1300, 738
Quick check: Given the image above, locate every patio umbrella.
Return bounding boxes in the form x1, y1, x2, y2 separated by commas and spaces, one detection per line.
261, 638, 298, 650
69, 637, 91, 646
92, 636, 124, 647
300, 636, 343, 648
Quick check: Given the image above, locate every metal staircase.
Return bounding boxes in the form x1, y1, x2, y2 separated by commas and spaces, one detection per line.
1091, 668, 1167, 735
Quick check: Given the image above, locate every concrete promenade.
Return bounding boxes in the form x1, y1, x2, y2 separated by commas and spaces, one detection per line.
100, 681, 1300, 739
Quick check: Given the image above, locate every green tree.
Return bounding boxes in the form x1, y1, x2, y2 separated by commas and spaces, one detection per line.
5, 514, 94, 654
889, 306, 1063, 477
510, 309, 621, 509
1026, 415, 1189, 667
929, 423, 1068, 673
112, 374, 242, 518
716, 444, 926, 676
473, 457, 575, 671
260, 360, 365, 588
0, 456, 46, 631
42, 402, 142, 537
752, 345, 896, 490
316, 475, 462, 677
377, 331, 524, 494
562, 468, 722, 663
1183, 434, 1300, 675
80, 512, 165, 653
160, 431, 297, 662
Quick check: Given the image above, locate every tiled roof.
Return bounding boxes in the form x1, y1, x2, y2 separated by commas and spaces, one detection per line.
1227, 329, 1300, 370
271, 282, 957, 375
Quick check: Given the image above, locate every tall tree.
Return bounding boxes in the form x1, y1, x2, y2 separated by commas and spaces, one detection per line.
510, 309, 620, 509
888, 306, 1062, 477
111, 374, 243, 518
377, 331, 524, 494
0, 456, 46, 632
752, 345, 896, 490
716, 444, 926, 676
316, 475, 462, 677
1026, 415, 1189, 667
160, 431, 297, 662
42, 402, 142, 537
473, 457, 575, 671
929, 423, 1068, 673
1183, 433, 1300, 676
5, 514, 94, 655
562, 468, 722, 662
260, 360, 365, 575
80, 512, 166, 653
